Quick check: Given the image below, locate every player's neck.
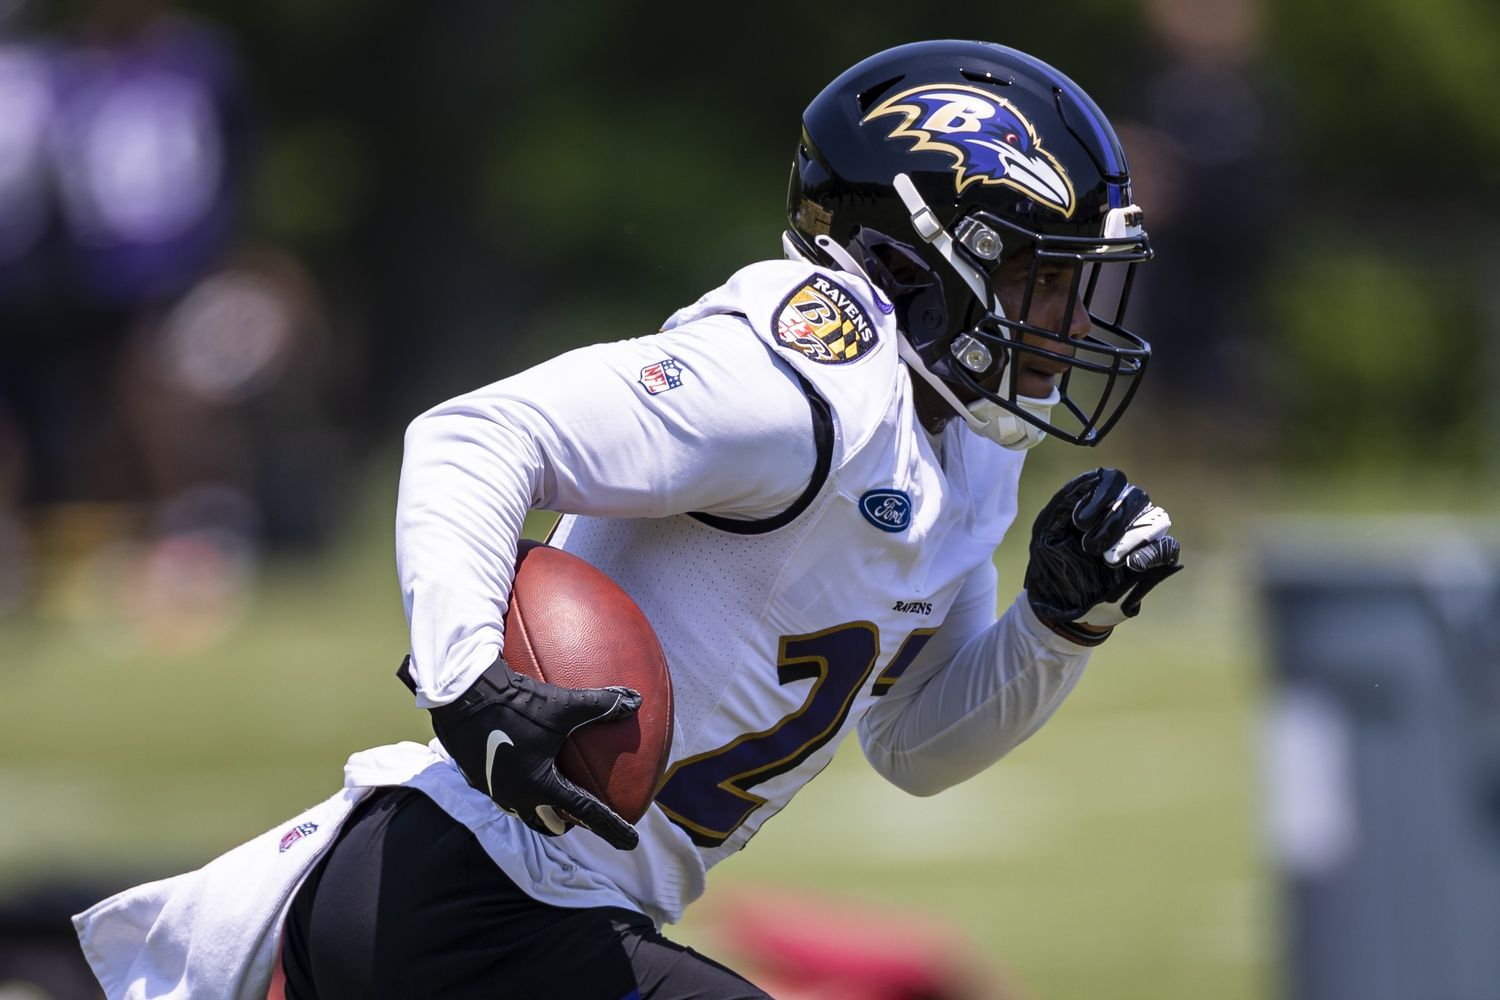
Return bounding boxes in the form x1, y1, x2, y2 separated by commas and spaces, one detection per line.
910, 374, 957, 436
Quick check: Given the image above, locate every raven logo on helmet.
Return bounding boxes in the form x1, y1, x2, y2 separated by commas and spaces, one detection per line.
863, 84, 1076, 218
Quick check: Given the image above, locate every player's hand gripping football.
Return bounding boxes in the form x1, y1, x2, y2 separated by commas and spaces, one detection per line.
425, 656, 643, 850
1024, 468, 1183, 647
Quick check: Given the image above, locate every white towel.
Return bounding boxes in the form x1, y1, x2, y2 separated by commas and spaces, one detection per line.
70, 742, 443, 1000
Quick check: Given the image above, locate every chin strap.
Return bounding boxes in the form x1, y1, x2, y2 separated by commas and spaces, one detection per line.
810, 233, 864, 276
891, 174, 1056, 451
894, 338, 986, 433
894, 336, 1054, 450
892, 173, 990, 301
970, 388, 1059, 451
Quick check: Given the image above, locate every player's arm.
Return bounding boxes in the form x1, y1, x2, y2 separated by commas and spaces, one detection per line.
398, 320, 813, 702
857, 559, 1093, 796
859, 468, 1181, 796
397, 322, 816, 840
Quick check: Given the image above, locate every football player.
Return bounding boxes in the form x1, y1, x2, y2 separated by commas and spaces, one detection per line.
75, 39, 1181, 999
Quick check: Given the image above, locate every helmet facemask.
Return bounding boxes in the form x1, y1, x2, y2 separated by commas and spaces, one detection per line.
942, 210, 1153, 447
850, 175, 1152, 449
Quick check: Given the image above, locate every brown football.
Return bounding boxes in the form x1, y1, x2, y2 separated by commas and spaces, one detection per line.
502, 539, 673, 826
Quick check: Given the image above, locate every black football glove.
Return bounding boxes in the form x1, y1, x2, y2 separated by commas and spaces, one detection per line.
403, 655, 643, 850
1024, 468, 1183, 647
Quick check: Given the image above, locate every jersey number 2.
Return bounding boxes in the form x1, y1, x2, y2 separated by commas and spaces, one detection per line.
654, 621, 934, 848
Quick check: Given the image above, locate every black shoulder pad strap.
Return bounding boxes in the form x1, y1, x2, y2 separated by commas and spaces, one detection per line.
690, 365, 834, 536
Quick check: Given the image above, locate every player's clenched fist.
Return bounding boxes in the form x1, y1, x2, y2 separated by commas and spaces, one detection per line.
1024, 468, 1183, 646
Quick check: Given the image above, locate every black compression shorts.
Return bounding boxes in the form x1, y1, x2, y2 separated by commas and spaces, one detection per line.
281, 787, 769, 1000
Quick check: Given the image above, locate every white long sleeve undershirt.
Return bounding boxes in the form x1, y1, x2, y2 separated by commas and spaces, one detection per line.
859, 558, 1092, 795
396, 319, 815, 707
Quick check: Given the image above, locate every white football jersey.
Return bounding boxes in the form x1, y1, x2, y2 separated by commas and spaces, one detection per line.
393, 259, 1094, 924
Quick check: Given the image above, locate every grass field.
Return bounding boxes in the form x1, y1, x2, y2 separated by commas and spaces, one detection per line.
1, 452, 1280, 998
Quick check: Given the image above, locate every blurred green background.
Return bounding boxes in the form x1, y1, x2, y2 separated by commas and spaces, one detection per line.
2, 0, 1498, 997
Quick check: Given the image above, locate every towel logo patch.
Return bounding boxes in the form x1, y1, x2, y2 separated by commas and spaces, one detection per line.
279, 821, 319, 853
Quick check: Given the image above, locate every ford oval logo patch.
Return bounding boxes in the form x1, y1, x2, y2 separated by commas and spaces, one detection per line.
860, 489, 912, 533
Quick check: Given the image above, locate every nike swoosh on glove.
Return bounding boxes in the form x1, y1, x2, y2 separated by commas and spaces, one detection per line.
1024, 467, 1183, 647
420, 655, 643, 850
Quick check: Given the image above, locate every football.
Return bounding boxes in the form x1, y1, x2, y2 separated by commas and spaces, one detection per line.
503, 539, 673, 826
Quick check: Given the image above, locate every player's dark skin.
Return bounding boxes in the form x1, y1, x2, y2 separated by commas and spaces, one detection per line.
909, 247, 1090, 434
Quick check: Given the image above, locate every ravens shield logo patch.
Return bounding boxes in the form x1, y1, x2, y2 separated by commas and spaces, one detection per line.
773, 276, 877, 365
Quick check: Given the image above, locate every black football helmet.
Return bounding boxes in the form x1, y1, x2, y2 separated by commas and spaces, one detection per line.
786, 40, 1152, 447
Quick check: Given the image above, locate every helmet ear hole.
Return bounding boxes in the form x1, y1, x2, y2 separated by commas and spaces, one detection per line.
851, 230, 950, 349
869, 241, 924, 287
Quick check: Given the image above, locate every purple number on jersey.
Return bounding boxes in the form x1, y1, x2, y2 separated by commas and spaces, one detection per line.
655, 622, 936, 847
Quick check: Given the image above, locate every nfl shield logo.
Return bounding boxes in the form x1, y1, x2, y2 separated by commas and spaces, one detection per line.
639, 358, 685, 395
279, 821, 319, 853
